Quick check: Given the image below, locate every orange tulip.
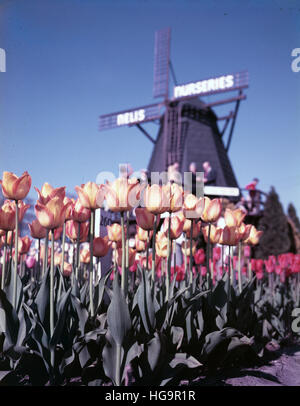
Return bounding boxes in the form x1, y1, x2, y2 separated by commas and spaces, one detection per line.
70, 198, 91, 223
64, 197, 75, 221
18, 236, 32, 255
117, 248, 136, 268
35, 182, 66, 205
202, 224, 223, 244
144, 184, 169, 215
66, 220, 89, 243
17, 200, 30, 222
93, 236, 111, 257
48, 226, 63, 241
107, 223, 123, 242
162, 214, 184, 240
185, 220, 202, 239
219, 226, 241, 246
28, 219, 47, 239
75, 181, 105, 210
80, 247, 90, 264
183, 194, 205, 219
35, 196, 68, 230
104, 177, 141, 212
0, 171, 31, 201
155, 231, 169, 258
201, 197, 222, 223
243, 225, 263, 245
135, 207, 159, 231
136, 225, 152, 242
238, 223, 252, 242
63, 262, 73, 277
135, 236, 146, 252
181, 240, 196, 256
224, 208, 246, 228
167, 182, 184, 213
0, 200, 16, 231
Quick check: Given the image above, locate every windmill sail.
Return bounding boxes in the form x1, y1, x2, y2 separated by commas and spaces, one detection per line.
153, 27, 171, 99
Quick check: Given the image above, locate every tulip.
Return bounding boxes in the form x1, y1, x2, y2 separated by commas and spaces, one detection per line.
224, 208, 246, 228
243, 225, 263, 245
0, 200, 16, 231
201, 197, 222, 224
80, 247, 90, 264
194, 248, 206, 265
168, 182, 184, 213
35, 196, 68, 230
35, 182, 66, 205
17, 200, 30, 223
107, 223, 123, 242
135, 207, 158, 231
135, 236, 146, 252
75, 181, 105, 210
64, 197, 75, 221
70, 199, 91, 223
66, 220, 89, 243
0, 171, 31, 201
63, 262, 72, 277
219, 226, 241, 246
162, 215, 184, 240
28, 219, 47, 239
144, 184, 169, 215
202, 224, 222, 244
155, 231, 169, 258
54, 252, 63, 267
19, 236, 32, 255
105, 177, 141, 212
185, 220, 201, 239
244, 245, 251, 258
183, 193, 205, 219
48, 226, 63, 241
116, 248, 136, 268
181, 239, 196, 257
238, 223, 252, 242
40, 243, 51, 266
25, 255, 36, 269
136, 225, 151, 242
93, 236, 111, 258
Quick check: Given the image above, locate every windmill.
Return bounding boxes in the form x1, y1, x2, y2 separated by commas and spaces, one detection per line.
99, 27, 249, 199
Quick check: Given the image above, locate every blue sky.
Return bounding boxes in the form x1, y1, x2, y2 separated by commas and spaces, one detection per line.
0, 0, 300, 216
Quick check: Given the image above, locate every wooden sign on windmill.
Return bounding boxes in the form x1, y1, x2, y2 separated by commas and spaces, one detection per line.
99, 27, 249, 199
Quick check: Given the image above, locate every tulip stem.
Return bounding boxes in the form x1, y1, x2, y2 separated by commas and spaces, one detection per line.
166, 212, 172, 302
89, 210, 95, 317
12, 200, 19, 310
43, 233, 49, 279
38, 238, 41, 281
184, 233, 188, 284
151, 215, 157, 285
50, 229, 55, 368
238, 241, 242, 294
1, 232, 7, 290
206, 222, 212, 291
76, 222, 81, 280
189, 219, 193, 286
248, 258, 252, 281
146, 231, 150, 272
115, 343, 121, 386
120, 212, 126, 293
58, 223, 66, 301
227, 245, 231, 304
125, 211, 129, 297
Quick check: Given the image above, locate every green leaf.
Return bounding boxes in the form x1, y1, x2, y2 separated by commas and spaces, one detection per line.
71, 294, 89, 336
35, 266, 50, 330
169, 353, 202, 369
0, 289, 20, 351
136, 268, 155, 334
49, 288, 71, 349
107, 274, 131, 346
170, 326, 184, 350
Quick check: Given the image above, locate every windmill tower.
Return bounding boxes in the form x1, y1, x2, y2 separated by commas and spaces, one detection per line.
99, 28, 248, 199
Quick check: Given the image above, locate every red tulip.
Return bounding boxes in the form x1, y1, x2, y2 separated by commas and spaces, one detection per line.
0, 200, 16, 231
0, 171, 31, 201
135, 207, 159, 231
194, 248, 205, 265
28, 219, 47, 239
93, 236, 111, 257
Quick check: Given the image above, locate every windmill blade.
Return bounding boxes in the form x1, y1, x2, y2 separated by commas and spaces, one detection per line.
99, 102, 163, 131
172, 70, 249, 101
153, 27, 171, 99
